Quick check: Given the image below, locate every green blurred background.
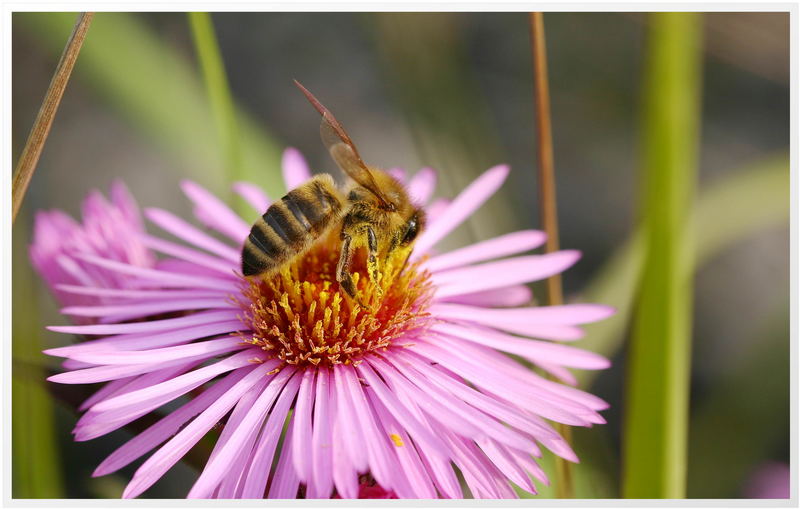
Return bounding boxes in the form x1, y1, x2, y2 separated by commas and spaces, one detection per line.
11, 12, 789, 499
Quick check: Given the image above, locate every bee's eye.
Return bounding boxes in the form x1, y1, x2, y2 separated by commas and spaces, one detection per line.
401, 214, 420, 245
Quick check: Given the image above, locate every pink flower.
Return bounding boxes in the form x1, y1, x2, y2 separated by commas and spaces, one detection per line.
30, 180, 154, 324
743, 461, 790, 499
37, 148, 613, 499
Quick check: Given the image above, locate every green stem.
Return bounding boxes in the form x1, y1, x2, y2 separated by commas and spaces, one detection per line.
187, 13, 243, 199
622, 12, 702, 498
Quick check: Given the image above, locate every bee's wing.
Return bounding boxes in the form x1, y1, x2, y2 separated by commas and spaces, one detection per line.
294, 80, 393, 208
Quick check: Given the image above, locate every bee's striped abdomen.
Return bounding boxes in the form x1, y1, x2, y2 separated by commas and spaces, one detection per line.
241, 175, 343, 277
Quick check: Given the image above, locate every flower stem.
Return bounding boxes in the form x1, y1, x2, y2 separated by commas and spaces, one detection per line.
529, 11, 572, 499
11, 12, 93, 224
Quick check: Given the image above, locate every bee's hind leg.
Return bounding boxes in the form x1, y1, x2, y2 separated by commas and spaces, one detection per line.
336, 233, 370, 310
366, 226, 383, 298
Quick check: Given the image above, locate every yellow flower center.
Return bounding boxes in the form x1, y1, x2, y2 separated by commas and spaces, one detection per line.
237, 231, 433, 368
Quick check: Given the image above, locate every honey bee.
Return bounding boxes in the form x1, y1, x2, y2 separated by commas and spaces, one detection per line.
241, 81, 426, 302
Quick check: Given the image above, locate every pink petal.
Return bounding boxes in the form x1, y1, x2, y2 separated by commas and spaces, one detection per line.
332, 365, 368, 472
431, 251, 580, 299
412, 164, 509, 257
122, 362, 275, 498
45, 320, 244, 357
369, 391, 437, 498
478, 438, 537, 494
47, 354, 212, 385
372, 356, 539, 453
139, 234, 238, 276
232, 181, 270, 213
74, 363, 199, 441
267, 420, 300, 498
408, 167, 437, 205
308, 368, 334, 498
53, 284, 226, 300
180, 180, 250, 242
69, 336, 248, 365
48, 309, 240, 335
238, 372, 300, 498
145, 208, 240, 262
291, 369, 316, 484
423, 230, 546, 273
72, 253, 236, 291
432, 322, 610, 369
90, 352, 270, 422
432, 304, 590, 341
357, 360, 450, 459
77, 376, 133, 411
442, 285, 533, 308
93, 368, 249, 476
387, 167, 406, 182
188, 367, 297, 498
61, 298, 234, 318
282, 147, 312, 190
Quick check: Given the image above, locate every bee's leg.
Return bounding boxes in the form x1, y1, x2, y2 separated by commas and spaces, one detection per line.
366, 226, 383, 297
336, 233, 357, 300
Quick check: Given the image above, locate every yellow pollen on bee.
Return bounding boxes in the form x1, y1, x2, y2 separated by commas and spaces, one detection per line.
237, 234, 432, 370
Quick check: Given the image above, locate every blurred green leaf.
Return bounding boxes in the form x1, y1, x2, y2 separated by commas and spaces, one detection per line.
12, 220, 64, 498
576, 153, 789, 387
187, 12, 246, 214
622, 12, 702, 498
15, 12, 284, 199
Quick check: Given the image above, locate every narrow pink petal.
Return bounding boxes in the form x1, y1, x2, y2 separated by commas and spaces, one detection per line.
238, 373, 301, 498
431, 251, 580, 299
181, 180, 250, 242
122, 362, 275, 499
412, 164, 509, 257
77, 377, 133, 411
267, 421, 300, 498
369, 391, 437, 498
53, 284, 227, 300
73, 253, 236, 291
432, 322, 610, 369
145, 207, 240, 262
90, 352, 269, 421
387, 379, 461, 499
291, 369, 316, 484
433, 302, 617, 325
74, 363, 199, 441
308, 368, 334, 498
478, 438, 537, 494
442, 285, 533, 308
440, 429, 503, 498
411, 342, 592, 426
332, 365, 368, 472
407, 167, 437, 204
357, 360, 450, 459
437, 334, 608, 413
48, 354, 210, 385
331, 408, 359, 499
371, 356, 538, 453
109, 180, 144, 228
188, 368, 296, 498
232, 181, 270, 213
45, 320, 244, 358
139, 234, 238, 276
93, 368, 249, 476
423, 230, 546, 273
425, 198, 450, 225
70, 336, 247, 365
282, 147, 312, 190
340, 367, 395, 490
431, 304, 590, 341
535, 361, 579, 386
48, 309, 239, 335
61, 298, 234, 318
393, 350, 560, 442
507, 447, 549, 485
